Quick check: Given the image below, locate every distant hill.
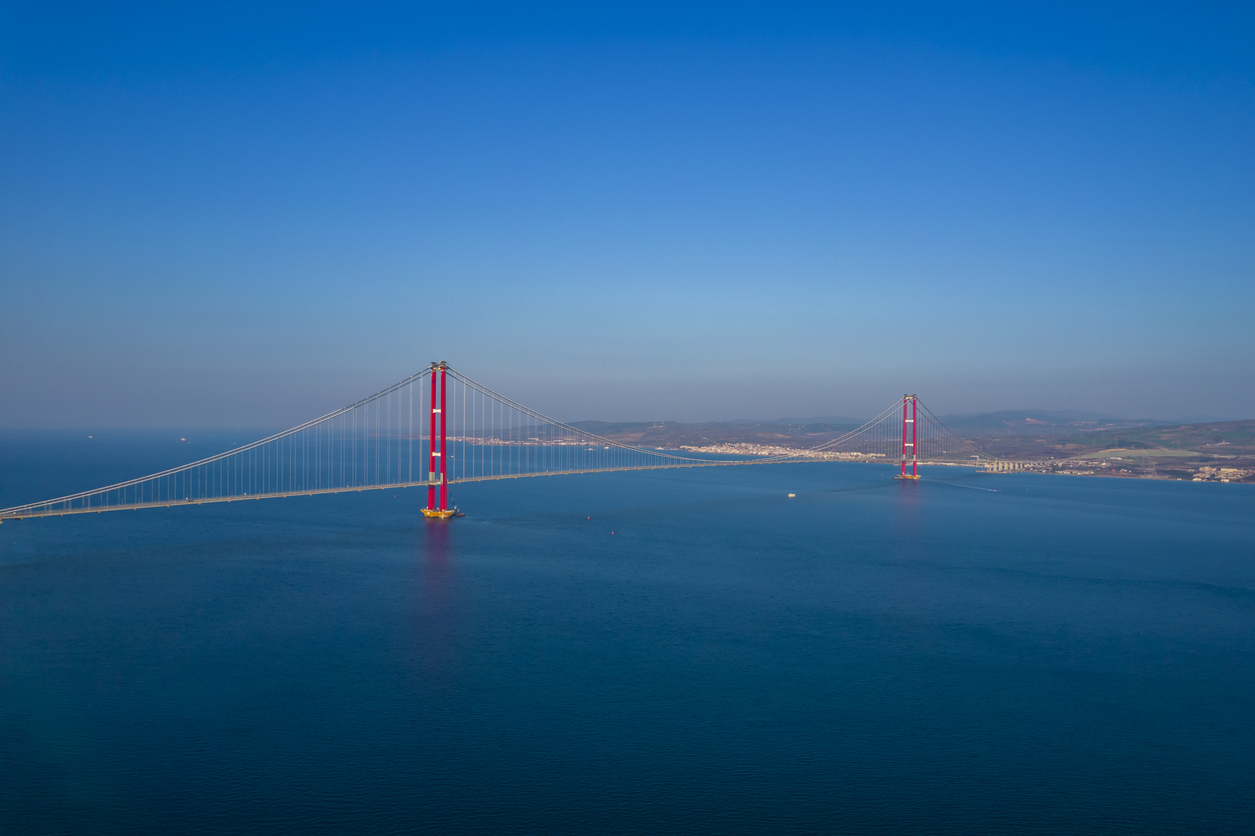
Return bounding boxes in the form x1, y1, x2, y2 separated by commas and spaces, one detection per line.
1061, 419, 1255, 455
937, 410, 1163, 435
757, 416, 865, 426
964, 419, 1255, 472
568, 420, 859, 449
565, 414, 1255, 469
711, 410, 1173, 436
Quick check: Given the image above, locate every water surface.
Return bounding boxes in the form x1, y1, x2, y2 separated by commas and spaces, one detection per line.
2, 435, 1252, 833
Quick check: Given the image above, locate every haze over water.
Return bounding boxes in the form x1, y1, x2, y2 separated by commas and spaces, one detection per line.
2, 437, 1252, 834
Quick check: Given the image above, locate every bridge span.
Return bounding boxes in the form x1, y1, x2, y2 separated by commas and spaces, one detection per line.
0, 364, 994, 522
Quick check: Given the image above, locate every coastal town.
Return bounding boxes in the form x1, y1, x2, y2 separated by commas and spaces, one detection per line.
672, 443, 1255, 483
655, 417, 1255, 484
679, 443, 885, 461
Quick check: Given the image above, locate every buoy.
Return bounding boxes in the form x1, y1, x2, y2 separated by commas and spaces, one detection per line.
787, 493, 796, 498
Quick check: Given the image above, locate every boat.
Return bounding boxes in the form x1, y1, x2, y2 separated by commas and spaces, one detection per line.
422, 505, 466, 519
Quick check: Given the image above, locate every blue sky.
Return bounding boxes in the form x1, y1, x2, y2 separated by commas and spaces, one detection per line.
2, 2, 1252, 427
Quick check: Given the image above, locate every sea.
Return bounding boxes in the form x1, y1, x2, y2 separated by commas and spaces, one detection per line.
1, 432, 1253, 834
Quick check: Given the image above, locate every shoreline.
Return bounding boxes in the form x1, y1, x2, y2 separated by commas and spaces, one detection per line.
674, 444, 1255, 484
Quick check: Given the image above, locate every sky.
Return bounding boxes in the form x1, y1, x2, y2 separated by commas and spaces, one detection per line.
1, 2, 1252, 428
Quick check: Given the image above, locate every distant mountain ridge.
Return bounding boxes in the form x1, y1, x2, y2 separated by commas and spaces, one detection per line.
934, 410, 1166, 435
730, 416, 864, 426
567, 419, 859, 449
567, 412, 1251, 450
726, 410, 1168, 436
965, 419, 1255, 477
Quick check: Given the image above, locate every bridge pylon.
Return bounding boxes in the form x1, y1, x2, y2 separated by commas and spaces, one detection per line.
423, 361, 456, 519
897, 394, 921, 480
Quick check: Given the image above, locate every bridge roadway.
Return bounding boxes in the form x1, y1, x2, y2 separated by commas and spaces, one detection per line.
0, 457, 1004, 522
0, 460, 770, 521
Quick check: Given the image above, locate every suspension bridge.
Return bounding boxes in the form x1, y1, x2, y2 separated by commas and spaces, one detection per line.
0, 363, 995, 522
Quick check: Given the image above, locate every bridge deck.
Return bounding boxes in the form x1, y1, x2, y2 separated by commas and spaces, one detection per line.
0, 460, 774, 520
0, 458, 992, 521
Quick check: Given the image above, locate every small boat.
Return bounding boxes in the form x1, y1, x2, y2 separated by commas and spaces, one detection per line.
422, 505, 466, 519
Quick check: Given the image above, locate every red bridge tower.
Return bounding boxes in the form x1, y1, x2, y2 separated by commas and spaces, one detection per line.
898, 394, 920, 480
423, 361, 456, 518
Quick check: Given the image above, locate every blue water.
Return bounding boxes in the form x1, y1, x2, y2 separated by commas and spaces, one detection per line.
2, 434, 1253, 834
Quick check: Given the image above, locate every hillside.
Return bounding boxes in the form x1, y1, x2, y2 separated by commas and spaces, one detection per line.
569, 420, 858, 450
936, 410, 1163, 435
569, 415, 1255, 482
965, 419, 1255, 480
